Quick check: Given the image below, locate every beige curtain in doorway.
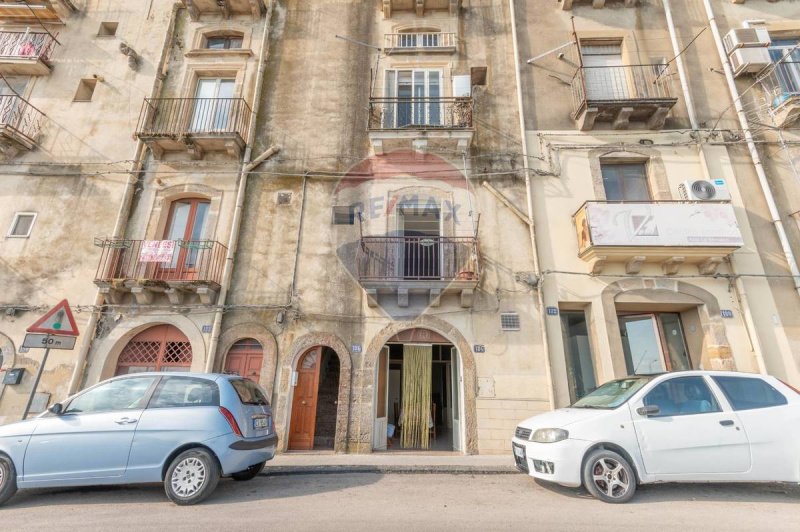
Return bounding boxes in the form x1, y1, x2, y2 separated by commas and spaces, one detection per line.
401, 344, 432, 449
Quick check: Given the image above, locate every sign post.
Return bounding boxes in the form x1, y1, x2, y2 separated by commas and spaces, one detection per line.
21, 300, 79, 420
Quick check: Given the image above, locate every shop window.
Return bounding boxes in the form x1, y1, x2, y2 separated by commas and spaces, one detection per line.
561, 311, 597, 402
619, 312, 691, 375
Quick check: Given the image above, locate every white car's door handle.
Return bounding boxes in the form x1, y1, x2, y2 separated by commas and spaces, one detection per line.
114, 417, 138, 425
719, 419, 735, 427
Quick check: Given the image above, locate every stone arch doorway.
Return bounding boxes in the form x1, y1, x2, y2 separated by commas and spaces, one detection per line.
114, 324, 192, 375
224, 338, 264, 383
365, 318, 478, 455
288, 346, 341, 451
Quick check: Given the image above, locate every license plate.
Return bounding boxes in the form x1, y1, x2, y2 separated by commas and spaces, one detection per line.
513, 445, 525, 459
253, 416, 269, 430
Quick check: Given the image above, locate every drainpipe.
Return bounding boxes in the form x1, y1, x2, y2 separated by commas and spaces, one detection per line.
703, 0, 800, 299
509, 0, 555, 411
67, 3, 181, 395
664, 1, 766, 374
205, 1, 277, 373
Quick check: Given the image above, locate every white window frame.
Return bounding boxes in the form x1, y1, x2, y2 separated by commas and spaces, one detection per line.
7, 211, 37, 238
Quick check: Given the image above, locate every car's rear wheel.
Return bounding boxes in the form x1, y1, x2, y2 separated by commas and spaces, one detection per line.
582, 449, 636, 504
0, 454, 18, 507
164, 449, 220, 505
231, 461, 266, 481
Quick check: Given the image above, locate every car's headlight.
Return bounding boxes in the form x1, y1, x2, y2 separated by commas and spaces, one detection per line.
531, 428, 569, 443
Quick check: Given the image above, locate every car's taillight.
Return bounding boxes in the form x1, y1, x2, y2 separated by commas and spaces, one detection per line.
219, 407, 243, 437
778, 379, 800, 395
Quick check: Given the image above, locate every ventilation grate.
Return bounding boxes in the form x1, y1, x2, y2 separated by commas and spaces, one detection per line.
276, 191, 293, 205
501, 312, 520, 331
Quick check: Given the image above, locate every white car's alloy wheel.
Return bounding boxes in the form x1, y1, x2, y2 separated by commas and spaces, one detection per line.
170, 457, 207, 498
590, 456, 631, 499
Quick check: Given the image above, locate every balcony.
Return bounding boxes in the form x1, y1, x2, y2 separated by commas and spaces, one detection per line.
94, 238, 227, 305
561, 0, 638, 9
382, 0, 461, 18
0, 2, 62, 24
384, 32, 457, 54
0, 95, 45, 156
573, 201, 744, 275
357, 235, 481, 308
182, 0, 265, 20
763, 61, 800, 128
0, 31, 58, 76
368, 97, 473, 154
570, 64, 678, 130
135, 97, 251, 159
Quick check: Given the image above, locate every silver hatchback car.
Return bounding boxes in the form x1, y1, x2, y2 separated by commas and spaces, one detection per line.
0, 372, 277, 506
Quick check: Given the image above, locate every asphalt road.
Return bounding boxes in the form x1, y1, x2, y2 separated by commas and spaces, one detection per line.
2, 472, 799, 531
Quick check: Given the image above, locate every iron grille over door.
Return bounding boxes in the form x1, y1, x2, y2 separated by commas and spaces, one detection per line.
116, 324, 193, 375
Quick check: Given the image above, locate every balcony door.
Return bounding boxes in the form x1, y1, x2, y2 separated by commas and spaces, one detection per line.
191, 78, 235, 132
619, 313, 691, 375
399, 204, 442, 280
581, 44, 627, 100
385, 69, 441, 128
160, 198, 210, 279
0, 76, 29, 128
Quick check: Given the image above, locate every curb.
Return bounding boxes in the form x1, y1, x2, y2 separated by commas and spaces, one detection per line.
262, 465, 520, 476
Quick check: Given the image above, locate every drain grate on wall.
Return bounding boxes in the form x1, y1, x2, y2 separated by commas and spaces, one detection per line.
501, 312, 520, 331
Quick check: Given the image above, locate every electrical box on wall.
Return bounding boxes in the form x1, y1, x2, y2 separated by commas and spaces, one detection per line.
3, 368, 25, 385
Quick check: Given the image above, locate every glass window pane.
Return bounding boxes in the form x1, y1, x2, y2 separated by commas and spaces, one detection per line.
712, 376, 787, 411
65, 377, 156, 414
619, 316, 665, 375
11, 214, 34, 236
149, 377, 219, 408
601, 164, 649, 201
206, 37, 226, 49
230, 378, 270, 406
660, 313, 691, 371
560, 311, 597, 402
644, 376, 721, 417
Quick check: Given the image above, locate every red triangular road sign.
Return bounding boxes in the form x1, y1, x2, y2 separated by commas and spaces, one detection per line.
27, 299, 79, 337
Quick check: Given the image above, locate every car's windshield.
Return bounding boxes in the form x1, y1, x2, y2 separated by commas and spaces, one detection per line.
571, 377, 651, 409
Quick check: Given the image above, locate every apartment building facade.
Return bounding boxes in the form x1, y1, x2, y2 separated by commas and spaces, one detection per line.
1, 0, 799, 455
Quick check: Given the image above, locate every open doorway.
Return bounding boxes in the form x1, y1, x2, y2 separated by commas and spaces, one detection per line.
373, 333, 463, 453
288, 346, 340, 451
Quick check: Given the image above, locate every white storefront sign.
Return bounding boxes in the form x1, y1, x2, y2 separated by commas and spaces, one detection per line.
580, 202, 744, 249
139, 240, 176, 262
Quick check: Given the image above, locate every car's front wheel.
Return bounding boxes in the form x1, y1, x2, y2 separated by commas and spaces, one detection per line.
164, 448, 220, 505
0, 454, 18, 507
582, 449, 637, 503
231, 461, 266, 481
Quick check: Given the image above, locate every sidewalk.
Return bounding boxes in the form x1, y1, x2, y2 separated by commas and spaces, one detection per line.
264, 452, 519, 475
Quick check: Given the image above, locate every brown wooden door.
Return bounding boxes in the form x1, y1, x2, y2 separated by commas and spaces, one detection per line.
288, 347, 322, 450
224, 339, 263, 383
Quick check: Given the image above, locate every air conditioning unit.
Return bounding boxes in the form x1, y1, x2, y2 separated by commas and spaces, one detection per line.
729, 47, 772, 77
678, 179, 732, 201
723, 28, 770, 54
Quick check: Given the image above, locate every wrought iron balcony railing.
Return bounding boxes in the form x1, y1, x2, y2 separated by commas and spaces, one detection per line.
136, 97, 252, 141
94, 238, 227, 286
369, 97, 473, 130
0, 31, 58, 62
384, 32, 457, 52
357, 235, 481, 282
0, 94, 45, 144
571, 64, 676, 115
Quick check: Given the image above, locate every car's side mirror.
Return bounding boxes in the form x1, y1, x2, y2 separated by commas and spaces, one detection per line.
637, 404, 660, 417
48, 403, 64, 415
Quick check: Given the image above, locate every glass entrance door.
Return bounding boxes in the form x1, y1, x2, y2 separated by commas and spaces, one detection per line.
619, 313, 691, 375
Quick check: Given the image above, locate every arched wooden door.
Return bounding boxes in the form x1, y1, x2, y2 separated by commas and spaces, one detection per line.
224, 338, 264, 382
115, 324, 192, 375
288, 347, 322, 450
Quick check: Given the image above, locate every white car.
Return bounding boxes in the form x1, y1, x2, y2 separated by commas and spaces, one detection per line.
511, 370, 800, 503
